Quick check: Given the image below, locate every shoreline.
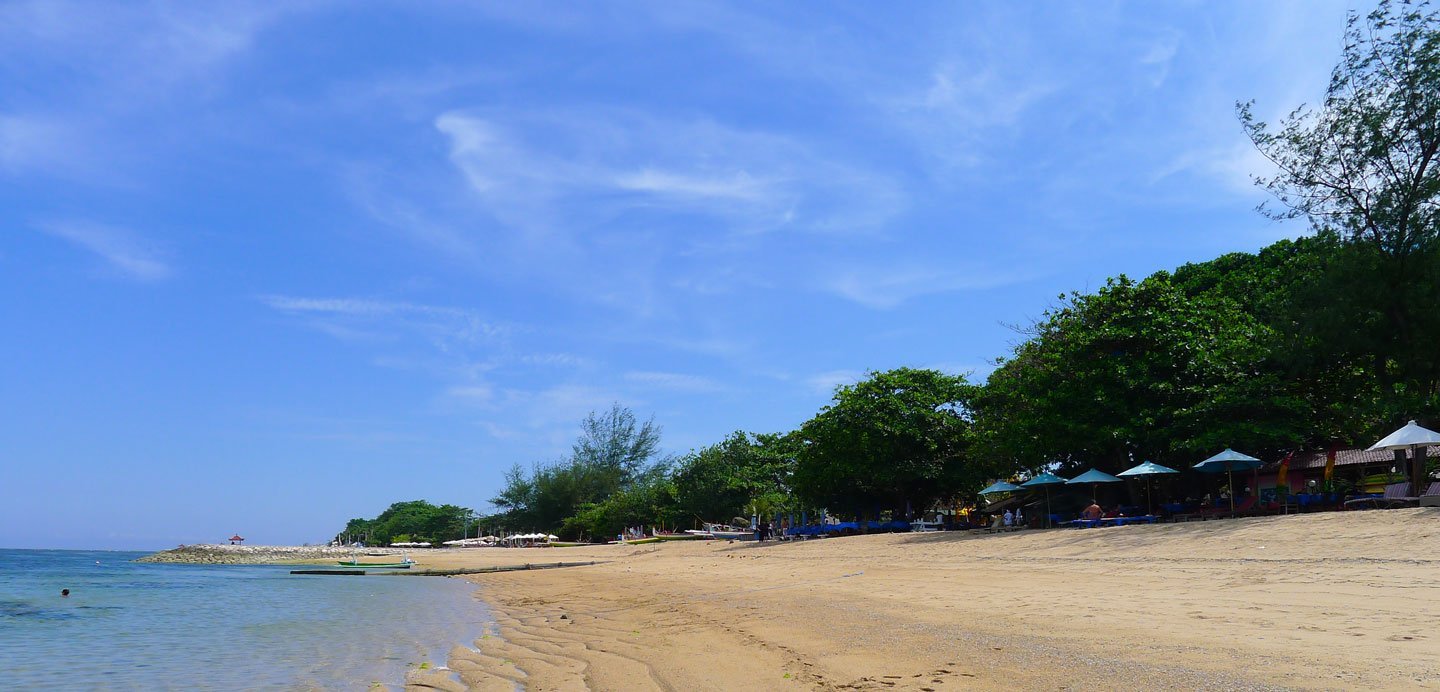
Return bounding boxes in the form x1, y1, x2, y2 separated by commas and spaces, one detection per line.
404, 510, 1440, 690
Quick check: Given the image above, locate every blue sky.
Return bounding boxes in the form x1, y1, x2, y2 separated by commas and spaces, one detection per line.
1, 1, 1356, 549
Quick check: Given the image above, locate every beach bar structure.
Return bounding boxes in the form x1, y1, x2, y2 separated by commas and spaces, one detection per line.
229, 534, 245, 545
1254, 446, 1440, 496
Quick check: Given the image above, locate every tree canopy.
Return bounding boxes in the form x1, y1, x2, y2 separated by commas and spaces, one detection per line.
795, 368, 982, 514
339, 500, 472, 546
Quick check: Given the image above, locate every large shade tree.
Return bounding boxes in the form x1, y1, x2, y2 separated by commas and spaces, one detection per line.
975, 272, 1312, 473
1240, 0, 1440, 410
670, 431, 797, 526
793, 368, 983, 517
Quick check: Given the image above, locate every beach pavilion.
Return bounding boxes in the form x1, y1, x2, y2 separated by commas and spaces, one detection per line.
229, 534, 245, 545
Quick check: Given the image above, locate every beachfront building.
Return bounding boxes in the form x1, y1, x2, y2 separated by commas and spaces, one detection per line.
1254, 446, 1440, 498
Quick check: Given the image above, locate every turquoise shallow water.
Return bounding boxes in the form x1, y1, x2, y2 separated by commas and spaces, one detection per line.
0, 549, 489, 690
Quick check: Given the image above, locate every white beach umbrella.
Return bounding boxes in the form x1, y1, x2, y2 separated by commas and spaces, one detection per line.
1369, 420, 1440, 450
1368, 420, 1440, 493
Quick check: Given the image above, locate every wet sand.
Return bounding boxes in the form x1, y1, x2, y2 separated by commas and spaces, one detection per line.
406, 509, 1440, 690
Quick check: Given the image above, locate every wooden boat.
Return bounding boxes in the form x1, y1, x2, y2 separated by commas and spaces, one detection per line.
652, 532, 704, 541
338, 550, 414, 568
704, 523, 756, 541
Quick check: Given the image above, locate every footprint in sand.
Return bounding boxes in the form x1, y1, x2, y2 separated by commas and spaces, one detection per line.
1386, 634, 1422, 641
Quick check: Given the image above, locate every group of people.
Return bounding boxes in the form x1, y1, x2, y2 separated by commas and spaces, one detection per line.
754, 522, 777, 541
1003, 508, 1025, 527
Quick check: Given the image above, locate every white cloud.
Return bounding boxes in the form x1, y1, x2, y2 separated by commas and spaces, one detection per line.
624, 371, 724, 393
0, 115, 85, 175
261, 295, 508, 350
445, 384, 494, 404
520, 353, 592, 368
0, 2, 313, 182
37, 221, 171, 281
432, 109, 904, 239
806, 369, 864, 396
821, 263, 1036, 310
1137, 30, 1182, 88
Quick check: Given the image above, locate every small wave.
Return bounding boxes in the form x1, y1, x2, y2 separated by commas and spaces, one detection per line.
0, 599, 79, 621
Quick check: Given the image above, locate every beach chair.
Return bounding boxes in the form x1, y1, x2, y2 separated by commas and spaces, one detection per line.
1344, 482, 1419, 510
1418, 481, 1440, 508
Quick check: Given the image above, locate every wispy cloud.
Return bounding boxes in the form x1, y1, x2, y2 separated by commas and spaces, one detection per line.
433, 109, 904, 239
261, 295, 508, 350
821, 263, 1036, 310
0, 2, 313, 182
0, 115, 89, 176
806, 369, 864, 397
624, 371, 724, 393
37, 220, 171, 281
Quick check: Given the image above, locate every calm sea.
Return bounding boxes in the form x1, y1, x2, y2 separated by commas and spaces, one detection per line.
0, 549, 490, 690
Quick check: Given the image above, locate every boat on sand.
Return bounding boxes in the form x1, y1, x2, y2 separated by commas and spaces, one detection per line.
703, 523, 756, 541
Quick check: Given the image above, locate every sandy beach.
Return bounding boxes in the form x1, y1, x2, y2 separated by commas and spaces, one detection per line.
401, 509, 1440, 691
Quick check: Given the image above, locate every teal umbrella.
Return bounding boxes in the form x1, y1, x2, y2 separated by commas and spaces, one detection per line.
1066, 468, 1122, 501
1021, 471, 1069, 527
1194, 449, 1262, 517
979, 480, 1023, 495
1118, 461, 1179, 515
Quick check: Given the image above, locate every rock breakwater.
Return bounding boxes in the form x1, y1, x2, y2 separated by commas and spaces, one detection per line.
137, 544, 415, 565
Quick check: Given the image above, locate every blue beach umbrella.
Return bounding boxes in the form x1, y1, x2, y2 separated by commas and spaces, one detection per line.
1194, 449, 1262, 516
979, 480, 1023, 495
1021, 471, 1069, 527
1118, 461, 1179, 515
1066, 468, 1123, 501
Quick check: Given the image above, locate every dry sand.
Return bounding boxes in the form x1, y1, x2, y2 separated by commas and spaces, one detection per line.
405, 509, 1440, 691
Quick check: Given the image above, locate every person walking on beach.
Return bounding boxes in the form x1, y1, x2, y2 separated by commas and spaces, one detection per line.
1014, 507, 1024, 528
1002, 509, 1014, 527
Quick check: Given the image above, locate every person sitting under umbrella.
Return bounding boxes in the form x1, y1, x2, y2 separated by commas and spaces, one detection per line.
1081, 502, 1103, 521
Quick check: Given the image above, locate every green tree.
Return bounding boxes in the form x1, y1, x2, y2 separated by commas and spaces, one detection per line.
488, 404, 670, 538
793, 368, 980, 517
1239, 0, 1440, 404
975, 273, 1312, 473
337, 500, 473, 545
671, 431, 797, 526
572, 403, 663, 488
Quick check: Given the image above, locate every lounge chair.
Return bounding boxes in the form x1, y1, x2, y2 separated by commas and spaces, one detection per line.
1344, 482, 1421, 510
1112, 515, 1157, 526
1417, 481, 1440, 508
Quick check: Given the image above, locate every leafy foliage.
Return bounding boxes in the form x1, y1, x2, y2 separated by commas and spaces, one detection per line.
489, 404, 671, 539
340, 500, 472, 546
794, 368, 982, 515
1239, 0, 1440, 409
670, 431, 797, 524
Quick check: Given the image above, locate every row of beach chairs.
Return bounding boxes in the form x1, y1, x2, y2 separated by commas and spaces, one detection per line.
1343, 481, 1440, 510
1065, 515, 1158, 528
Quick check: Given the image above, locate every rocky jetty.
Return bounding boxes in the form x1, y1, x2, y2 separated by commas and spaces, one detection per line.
136, 544, 415, 565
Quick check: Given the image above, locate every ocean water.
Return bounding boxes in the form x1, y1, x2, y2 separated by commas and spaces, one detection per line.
0, 549, 490, 690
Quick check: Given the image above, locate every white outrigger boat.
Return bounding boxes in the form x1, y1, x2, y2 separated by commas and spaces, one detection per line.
701, 523, 756, 541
